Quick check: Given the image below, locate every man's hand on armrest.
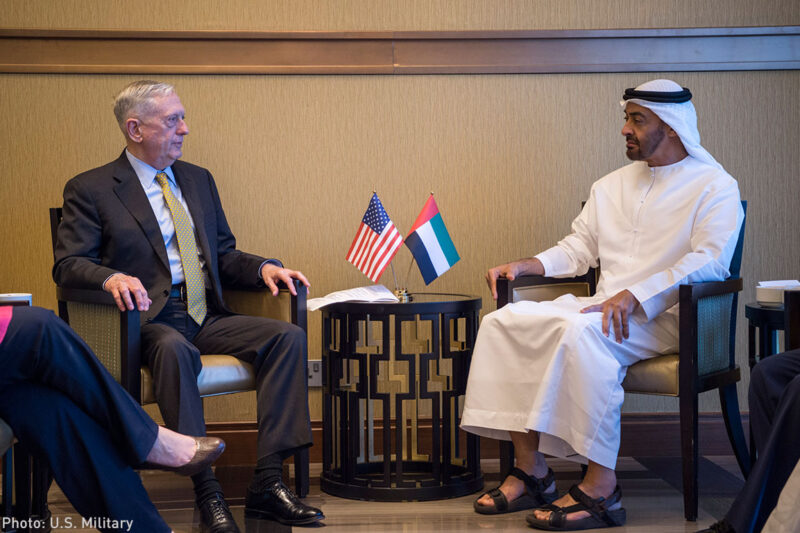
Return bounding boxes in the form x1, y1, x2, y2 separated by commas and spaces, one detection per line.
580, 289, 640, 344
485, 258, 545, 300
103, 273, 151, 312
259, 263, 311, 297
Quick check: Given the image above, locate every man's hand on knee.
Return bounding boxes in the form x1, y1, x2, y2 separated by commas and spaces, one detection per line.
103, 273, 152, 312
580, 290, 639, 343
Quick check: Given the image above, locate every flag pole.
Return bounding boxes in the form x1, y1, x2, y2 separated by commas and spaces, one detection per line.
402, 190, 432, 289
405, 256, 416, 286
390, 262, 399, 292
392, 262, 410, 303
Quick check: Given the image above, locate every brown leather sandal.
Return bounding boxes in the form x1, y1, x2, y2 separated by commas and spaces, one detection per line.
473, 467, 557, 515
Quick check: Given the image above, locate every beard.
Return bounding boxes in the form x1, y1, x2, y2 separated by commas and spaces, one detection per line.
625, 126, 666, 161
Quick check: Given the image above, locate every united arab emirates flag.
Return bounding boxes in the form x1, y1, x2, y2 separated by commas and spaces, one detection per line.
405, 195, 460, 285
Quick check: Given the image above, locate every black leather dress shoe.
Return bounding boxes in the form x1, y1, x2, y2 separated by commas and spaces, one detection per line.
245, 481, 324, 525
199, 493, 240, 533
697, 519, 736, 533
142, 436, 225, 477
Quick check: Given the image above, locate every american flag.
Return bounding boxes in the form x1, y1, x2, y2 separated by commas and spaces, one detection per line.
346, 193, 403, 282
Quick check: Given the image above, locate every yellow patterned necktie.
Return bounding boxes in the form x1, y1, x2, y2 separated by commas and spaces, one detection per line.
155, 172, 207, 325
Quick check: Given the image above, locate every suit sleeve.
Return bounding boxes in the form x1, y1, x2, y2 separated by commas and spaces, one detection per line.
206, 171, 281, 289
53, 178, 122, 289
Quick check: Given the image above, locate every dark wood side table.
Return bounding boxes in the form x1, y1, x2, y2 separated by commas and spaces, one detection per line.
745, 302, 785, 370
320, 293, 483, 501
744, 299, 797, 468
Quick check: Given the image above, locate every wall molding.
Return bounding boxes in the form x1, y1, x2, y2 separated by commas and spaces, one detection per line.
1, 27, 798, 74
207, 412, 749, 467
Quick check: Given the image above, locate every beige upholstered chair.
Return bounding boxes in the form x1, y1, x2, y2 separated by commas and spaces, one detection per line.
1, 421, 49, 528
496, 201, 749, 521
49, 207, 310, 496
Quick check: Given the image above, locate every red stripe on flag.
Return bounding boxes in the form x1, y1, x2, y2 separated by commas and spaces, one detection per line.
346, 223, 368, 261
407, 194, 440, 235
354, 230, 378, 271
370, 234, 403, 281
366, 225, 402, 281
363, 225, 394, 278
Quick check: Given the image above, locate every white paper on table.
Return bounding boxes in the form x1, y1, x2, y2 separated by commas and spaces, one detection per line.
307, 285, 399, 312
757, 280, 800, 288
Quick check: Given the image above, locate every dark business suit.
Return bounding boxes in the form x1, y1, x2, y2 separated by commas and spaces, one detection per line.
53, 152, 312, 461
0, 306, 170, 532
723, 349, 800, 533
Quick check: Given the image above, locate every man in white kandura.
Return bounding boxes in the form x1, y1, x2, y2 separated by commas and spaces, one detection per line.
462, 79, 744, 531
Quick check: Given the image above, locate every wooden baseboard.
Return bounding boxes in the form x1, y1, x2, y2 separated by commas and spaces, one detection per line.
206, 412, 749, 466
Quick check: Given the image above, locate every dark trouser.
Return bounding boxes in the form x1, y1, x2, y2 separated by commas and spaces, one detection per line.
141, 297, 311, 487
726, 348, 800, 533
0, 306, 168, 532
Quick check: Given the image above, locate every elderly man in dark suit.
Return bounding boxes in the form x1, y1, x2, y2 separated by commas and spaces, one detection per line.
53, 80, 323, 532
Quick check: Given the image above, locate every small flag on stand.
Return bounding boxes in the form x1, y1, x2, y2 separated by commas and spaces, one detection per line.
405, 195, 460, 285
346, 193, 403, 282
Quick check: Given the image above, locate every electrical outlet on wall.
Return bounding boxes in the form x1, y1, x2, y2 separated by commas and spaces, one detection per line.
307, 360, 322, 387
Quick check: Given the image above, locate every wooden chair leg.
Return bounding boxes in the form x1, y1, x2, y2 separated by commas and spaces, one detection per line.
679, 393, 699, 521
293, 447, 310, 498
719, 383, 751, 478
12, 443, 31, 523
2, 449, 13, 526
499, 441, 514, 479
31, 459, 51, 527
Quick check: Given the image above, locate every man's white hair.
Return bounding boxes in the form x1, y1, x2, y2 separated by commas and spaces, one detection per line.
113, 80, 175, 136
621, 79, 722, 170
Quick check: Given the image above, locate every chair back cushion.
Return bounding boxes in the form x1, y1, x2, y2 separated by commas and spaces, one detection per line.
513, 282, 592, 303
140, 355, 256, 404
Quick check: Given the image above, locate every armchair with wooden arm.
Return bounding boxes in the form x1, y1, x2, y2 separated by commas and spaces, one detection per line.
495, 200, 749, 521
48, 207, 310, 497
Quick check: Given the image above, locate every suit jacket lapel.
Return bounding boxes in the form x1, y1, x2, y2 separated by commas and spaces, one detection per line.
112, 153, 170, 273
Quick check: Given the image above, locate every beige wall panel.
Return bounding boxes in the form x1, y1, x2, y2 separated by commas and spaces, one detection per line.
1, 72, 798, 422
2, 0, 798, 31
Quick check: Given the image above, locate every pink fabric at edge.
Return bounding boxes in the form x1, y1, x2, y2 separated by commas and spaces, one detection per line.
0, 306, 12, 345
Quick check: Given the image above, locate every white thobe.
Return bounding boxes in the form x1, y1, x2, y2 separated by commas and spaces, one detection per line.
461, 156, 744, 469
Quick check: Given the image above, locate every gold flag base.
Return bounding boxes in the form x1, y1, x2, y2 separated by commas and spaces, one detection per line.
394, 288, 412, 303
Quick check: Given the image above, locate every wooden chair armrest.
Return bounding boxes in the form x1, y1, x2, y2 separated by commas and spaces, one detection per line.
223, 280, 307, 333
678, 278, 743, 303
496, 270, 597, 308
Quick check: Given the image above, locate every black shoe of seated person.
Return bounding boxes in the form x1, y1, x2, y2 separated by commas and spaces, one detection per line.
525, 484, 626, 531
245, 480, 324, 525
199, 492, 240, 533
697, 519, 736, 533
474, 467, 558, 514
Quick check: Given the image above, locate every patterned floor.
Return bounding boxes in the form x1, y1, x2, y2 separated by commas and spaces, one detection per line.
28, 455, 745, 532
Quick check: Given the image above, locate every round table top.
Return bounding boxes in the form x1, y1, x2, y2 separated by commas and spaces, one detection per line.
320, 292, 482, 315
745, 301, 785, 328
